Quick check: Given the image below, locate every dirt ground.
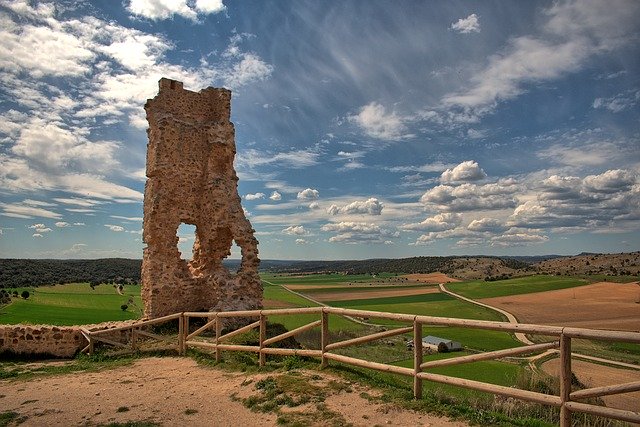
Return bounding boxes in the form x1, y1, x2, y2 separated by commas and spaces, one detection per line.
541, 358, 640, 412
401, 273, 461, 284
306, 286, 440, 302
0, 357, 466, 427
480, 282, 640, 331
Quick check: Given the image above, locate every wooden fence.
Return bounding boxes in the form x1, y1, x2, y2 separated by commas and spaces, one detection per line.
80, 307, 640, 426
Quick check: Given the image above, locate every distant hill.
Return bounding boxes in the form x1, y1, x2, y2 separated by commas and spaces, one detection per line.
2, 252, 638, 288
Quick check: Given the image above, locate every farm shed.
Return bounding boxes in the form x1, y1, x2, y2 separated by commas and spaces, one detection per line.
408, 335, 462, 352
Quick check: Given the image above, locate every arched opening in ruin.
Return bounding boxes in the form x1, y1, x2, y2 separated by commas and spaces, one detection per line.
176, 223, 196, 261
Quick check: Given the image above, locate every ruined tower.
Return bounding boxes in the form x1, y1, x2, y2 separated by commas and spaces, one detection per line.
141, 78, 261, 318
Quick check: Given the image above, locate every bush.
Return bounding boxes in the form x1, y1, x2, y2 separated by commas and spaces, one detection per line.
120, 304, 128, 311
21, 290, 30, 299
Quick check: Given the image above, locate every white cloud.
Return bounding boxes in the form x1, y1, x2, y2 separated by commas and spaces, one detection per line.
308, 202, 320, 210
421, 180, 519, 212
104, 224, 125, 232
440, 161, 487, 183
322, 221, 399, 244
402, 213, 462, 232
283, 225, 308, 235
245, 192, 266, 201
297, 188, 320, 200
110, 215, 143, 221
451, 14, 480, 34
490, 232, 548, 247
55, 221, 70, 227
295, 238, 308, 245
467, 218, 505, 232
593, 90, 639, 113
237, 148, 321, 170
32, 233, 43, 238
348, 102, 409, 140
269, 191, 282, 201
1, 202, 61, 219
442, 0, 640, 118
222, 53, 274, 89
327, 198, 384, 216
74, 222, 85, 226
127, 0, 226, 21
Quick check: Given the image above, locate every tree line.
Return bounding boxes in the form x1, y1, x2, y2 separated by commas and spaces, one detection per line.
0, 258, 141, 289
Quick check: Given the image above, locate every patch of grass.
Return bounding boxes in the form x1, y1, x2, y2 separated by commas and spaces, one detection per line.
446, 275, 588, 299
0, 283, 142, 326
0, 411, 21, 427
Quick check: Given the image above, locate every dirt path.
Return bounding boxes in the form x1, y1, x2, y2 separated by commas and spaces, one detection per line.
0, 357, 466, 427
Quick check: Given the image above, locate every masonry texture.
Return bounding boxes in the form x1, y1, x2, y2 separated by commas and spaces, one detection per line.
142, 78, 261, 318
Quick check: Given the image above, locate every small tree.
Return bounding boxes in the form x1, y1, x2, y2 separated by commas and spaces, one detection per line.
120, 304, 128, 311
21, 290, 30, 299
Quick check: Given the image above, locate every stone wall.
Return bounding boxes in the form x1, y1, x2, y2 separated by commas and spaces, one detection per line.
0, 324, 85, 358
142, 78, 261, 318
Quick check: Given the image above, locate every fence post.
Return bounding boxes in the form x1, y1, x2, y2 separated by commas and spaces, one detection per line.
560, 332, 572, 427
413, 319, 423, 399
131, 328, 138, 352
88, 334, 94, 355
177, 313, 185, 355
321, 309, 329, 369
182, 314, 189, 354
215, 313, 222, 363
259, 312, 266, 367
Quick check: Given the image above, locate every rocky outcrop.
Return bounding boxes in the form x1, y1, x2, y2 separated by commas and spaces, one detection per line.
141, 78, 261, 318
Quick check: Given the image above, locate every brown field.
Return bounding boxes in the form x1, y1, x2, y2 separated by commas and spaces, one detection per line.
300, 286, 440, 302
481, 282, 640, 331
401, 272, 461, 283
542, 358, 640, 411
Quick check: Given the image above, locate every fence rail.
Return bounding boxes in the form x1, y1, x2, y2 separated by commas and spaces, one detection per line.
80, 306, 640, 426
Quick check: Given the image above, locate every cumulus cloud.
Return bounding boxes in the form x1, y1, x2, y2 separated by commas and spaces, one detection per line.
322, 221, 399, 244
245, 192, 266, 201
467, 218, 505, 232
283, 225, 308, 235
440, 161, 487, 183
490, 232, 548, 247
28, 223, 51, 233
420, 180, 519, 212
32, 233, 43, 238
348, 102, 410, 140
508, 169, 639, 231
269, 191, 282, 201
295, 238, 308, 245
308, 202, 320, 210
402, 213, 462, 232
127, 0, 226, 21
104, 224, 125, 232
451, 14, 480, 34
55, 222, 70, 227
297, 188, 319, 200
327, 198, 384, 216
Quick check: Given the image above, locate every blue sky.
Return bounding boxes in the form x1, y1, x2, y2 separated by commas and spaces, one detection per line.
0, 0, 639, 260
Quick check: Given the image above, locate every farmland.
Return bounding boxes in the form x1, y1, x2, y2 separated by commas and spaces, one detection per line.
0, 283, 142, 326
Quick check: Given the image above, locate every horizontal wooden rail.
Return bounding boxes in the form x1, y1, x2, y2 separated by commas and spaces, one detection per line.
325, 326, 413, 351
564, 401, 640, 424
420, 341, 559, 369
261, 348, 322, 357
262, 320, 321, 346
570, 381, 640, 400
324, 352, 414, 376
417, 371, 562, 407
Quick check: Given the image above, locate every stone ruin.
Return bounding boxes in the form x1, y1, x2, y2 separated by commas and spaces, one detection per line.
141, 78, 261, 318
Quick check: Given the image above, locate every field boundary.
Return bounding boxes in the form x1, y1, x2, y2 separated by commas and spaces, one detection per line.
79, 307, 640, 427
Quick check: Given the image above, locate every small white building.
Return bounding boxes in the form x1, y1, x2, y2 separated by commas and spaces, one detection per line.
408, 335, 462, 352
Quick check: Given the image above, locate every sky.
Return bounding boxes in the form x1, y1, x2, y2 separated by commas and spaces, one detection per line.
0, 0, 639, 261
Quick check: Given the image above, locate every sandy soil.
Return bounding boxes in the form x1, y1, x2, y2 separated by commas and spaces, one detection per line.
541, 358, 640, 412
401, 273, 461, 284
308, 286, 439, 302
0, 357, 466, 427
480, 282, 640, 331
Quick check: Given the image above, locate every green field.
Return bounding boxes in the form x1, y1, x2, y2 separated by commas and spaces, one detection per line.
446, 275, 589, 299
0, 283, 142, 325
